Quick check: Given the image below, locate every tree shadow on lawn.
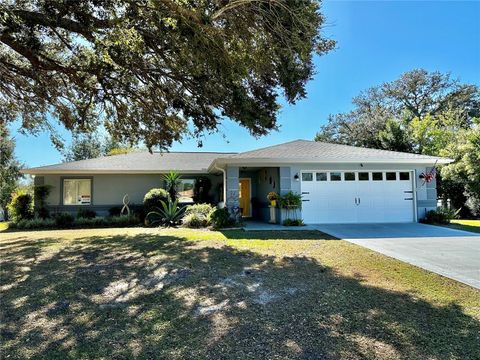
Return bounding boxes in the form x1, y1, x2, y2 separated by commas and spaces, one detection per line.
1, 233, 479, 359
220, 230, 338, 240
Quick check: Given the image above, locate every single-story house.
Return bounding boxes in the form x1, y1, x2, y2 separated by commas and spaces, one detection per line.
22, 140, 452, 224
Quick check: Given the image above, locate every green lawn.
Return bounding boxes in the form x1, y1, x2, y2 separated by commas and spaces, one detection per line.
1, 228, 479, 359
0, 221, 8, 231
448, 219, 480, 233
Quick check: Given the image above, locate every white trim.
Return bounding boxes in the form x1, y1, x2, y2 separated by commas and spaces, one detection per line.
212, 157, 453, 168
239, 177, 252, 217
21, 169, 210, 175
412, 170, 418, 222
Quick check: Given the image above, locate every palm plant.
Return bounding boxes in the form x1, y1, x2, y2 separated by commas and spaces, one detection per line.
145, 199, 184, 227
162, 171, 182, 200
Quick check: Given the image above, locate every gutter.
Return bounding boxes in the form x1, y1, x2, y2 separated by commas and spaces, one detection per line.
213, 163, 227, 206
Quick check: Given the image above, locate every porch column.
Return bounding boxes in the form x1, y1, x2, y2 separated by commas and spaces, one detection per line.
226, 166, 240, 210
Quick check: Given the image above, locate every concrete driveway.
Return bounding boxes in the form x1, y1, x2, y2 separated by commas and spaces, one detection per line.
313, 223, 480, 289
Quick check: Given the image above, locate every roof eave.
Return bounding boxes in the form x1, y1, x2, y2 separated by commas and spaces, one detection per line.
20, 169, 210, 175
212, 157, 454, 166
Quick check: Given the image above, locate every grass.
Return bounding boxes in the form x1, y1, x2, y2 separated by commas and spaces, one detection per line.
1, 227, 479, 359
447, 219, 480, 233
0, 221, 8, 231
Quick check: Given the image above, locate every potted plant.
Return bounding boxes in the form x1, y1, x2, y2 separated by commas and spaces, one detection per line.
267, 192, 278, 207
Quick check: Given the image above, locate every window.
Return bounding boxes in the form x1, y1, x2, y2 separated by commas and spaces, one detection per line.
372, 172, 383, 181
63, 179, 91, 205
316, 172, 327, 181
177, 179, 195, 203
344, 172, 355, 181
302, 173, 313, 181
399, 172, 410, 181
386, 172, 397, 181
359, 172, 369, 181
330, 172, 341, 181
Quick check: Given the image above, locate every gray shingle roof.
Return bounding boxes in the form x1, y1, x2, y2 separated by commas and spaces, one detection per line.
23, 139, 452, 174
217, 140, 452, 164
22, 151, 236, 174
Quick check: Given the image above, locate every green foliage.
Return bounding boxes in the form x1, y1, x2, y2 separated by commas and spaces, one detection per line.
182, 213, 208, 228
193, 177, 212, 203
10, 215, 140, 230
440, 123, 480, 216
106, 147, 134, 156
64, 134, 104, 162
7, 191, 33, 222
0, 123, 23, 216
34, 184, 53, 219
185, 203, 214, 218
422, 208, 461, 225
315, 69, 479, 150
162, 171, 181, 200
10, 218, 56, 230
208, 207, 234, 229
54, 213, 75, 228
282, 218, 305, 226
77, 209, 97, 219
182, 203, 215, 228
278, 192, 302, 209
145, 200, 184, 227
1, 1, 334, 150
378, 119, 412, 152
143, 188, 170, 212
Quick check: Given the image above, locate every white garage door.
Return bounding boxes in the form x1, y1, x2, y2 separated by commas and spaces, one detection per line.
300, 171, 415, 224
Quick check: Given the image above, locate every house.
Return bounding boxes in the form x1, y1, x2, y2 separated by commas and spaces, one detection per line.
21, 140, 452, 224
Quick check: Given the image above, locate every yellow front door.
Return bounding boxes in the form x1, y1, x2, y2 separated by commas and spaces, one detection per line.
239, 179, 251, 217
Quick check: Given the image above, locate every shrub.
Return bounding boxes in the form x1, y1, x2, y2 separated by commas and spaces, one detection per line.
185, 203, 214, 218
11, 218, 55, 230
423, 207, 460, 224
182, 203, 214, 228
108, 206, 122, 217
182, 212, 207, 228
109, 215, 141, 227
283, 218, 305, 226
143, 188, 170, 212
145, 200, 184, 227
208, 207, 234, 229
77, 208, 96, 219
9, 215, 141, 230
7, 191, 33, 222
34, 185, 53, 219
54, 213, 75, 228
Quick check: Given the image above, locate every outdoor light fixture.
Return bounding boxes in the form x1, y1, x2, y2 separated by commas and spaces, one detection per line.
294, 173, 300, 181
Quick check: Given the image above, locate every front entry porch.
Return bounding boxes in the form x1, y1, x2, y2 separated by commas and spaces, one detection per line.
224, 166, 293, 224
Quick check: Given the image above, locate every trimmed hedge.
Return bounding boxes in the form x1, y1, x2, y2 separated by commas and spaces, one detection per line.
9, 215, 141, 230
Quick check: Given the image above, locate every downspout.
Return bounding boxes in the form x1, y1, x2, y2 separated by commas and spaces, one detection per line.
213, 163, 227, 207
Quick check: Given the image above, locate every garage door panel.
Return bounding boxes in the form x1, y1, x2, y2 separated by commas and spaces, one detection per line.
300, 170, 414, 224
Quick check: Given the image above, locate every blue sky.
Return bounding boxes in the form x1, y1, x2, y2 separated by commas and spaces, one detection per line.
9, 0, 480, 168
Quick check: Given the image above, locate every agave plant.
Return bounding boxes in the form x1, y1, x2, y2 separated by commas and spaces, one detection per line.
162, 171, 182, 200
145, 199, 184, 227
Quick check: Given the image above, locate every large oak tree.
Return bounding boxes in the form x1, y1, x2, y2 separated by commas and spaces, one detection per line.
0, 0, 334, 149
